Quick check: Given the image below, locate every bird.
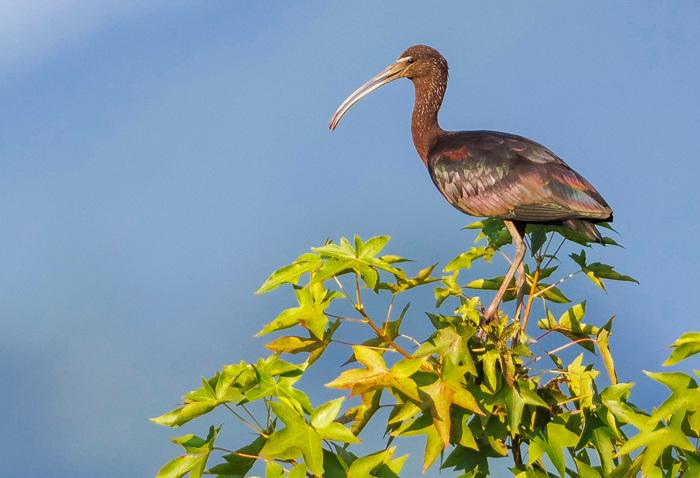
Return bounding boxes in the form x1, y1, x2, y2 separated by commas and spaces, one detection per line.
329, 45, 612, 323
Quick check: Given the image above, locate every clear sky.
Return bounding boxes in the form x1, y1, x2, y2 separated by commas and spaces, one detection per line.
2, 2, 699, 476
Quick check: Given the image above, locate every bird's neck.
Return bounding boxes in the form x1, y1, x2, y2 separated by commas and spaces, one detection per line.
411, 75, 447, 165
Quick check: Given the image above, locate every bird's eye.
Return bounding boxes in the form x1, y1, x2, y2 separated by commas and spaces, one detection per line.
407, 57, 415, 64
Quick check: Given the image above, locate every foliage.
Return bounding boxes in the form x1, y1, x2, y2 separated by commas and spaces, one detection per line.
152, 220, 699, 477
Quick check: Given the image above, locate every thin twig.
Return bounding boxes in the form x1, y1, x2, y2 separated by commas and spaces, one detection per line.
241, 403, 264, 430
541, 231, 555, 260
334, 276, 354, 306
542, 237, 566, 270
525, 338, 597, 366
327, 313, 366, 323
331, 339, 397, 352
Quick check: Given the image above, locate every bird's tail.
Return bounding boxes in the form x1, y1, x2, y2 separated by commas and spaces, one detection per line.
563, 219, 604, 243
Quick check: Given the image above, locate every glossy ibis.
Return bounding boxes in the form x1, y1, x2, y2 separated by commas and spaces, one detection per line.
329, 45, 612, 323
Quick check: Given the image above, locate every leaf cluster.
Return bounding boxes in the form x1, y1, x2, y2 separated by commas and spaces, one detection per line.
153, 225, 699, 477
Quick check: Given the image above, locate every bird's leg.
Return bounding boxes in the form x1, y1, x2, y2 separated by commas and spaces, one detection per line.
483, 221, 526, 324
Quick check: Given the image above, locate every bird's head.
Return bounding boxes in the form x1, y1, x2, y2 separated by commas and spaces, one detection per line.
329, 44, 448, 130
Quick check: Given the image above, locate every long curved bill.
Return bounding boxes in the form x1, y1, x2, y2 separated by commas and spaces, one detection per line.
329, 58, 410, 130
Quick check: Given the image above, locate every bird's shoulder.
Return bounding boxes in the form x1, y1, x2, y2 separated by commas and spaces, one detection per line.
428, 130, 567, 168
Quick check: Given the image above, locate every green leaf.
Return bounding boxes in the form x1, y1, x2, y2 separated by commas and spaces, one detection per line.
466, 276, 570, 303
326, 346, 420, 401
311, 397, 345, 429
643, 371, 700, 426
569, 250, 638, 290
482, 348, 500, 392
245, 356, 311, 413
315, 421, 360, 443
617, 427, 694, 477
567, 354, 599, 409
257, 253, 321, 294
575, 459, 602, 478
341, 389, 382, 436
152, 364, 255, 427
265, 335, 318, 354
663, 332, 700, 366
444, 246, 495, 272
266, 461, 285, 478
600, 383, 649, 431
494, 385, 524, 433
517, 379, 550, 409
343, 306, 407, 365
442, 445, 489, 476
259, 400, 324, 476
347, 447, 397, 477
528, 418, 578, 477
257, 283, 341, 339
157, 426, 219, 478
414, 323, 476, 376
207, 435, 266, 477
311, 235, 405, 288
395, 417, 443, 472
537, 302, 598, 352
289, 463, 307, 478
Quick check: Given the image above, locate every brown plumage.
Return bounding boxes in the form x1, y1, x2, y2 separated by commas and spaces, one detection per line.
329, 45, 612, 321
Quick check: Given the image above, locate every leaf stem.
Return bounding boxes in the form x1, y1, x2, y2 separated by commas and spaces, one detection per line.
532, 271, 579, 299
223, 403, 264, 433
241, 403, 264, 431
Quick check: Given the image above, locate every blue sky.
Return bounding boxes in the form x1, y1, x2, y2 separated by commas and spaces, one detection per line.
2, 2, 699, 476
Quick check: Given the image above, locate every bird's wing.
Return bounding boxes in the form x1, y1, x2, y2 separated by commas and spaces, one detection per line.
427, 132, 612, 221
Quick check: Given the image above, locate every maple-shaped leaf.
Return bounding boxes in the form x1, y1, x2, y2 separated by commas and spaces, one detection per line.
663, 332, 700, 366
326, 346, 421, 401
393, 413, 443, 472
156, 426, 219, 478
537, 302, 598, 352
644, 371, 700, 427
260, 398, 359, 477
570, 249, 638, 290
415, 321, 477, 376
617, 425, 695, 477
442, 444, 490, 476
311, 235, 405, 288
151, 362, 256, 427
206, 435, 266, 477
528, 417, 579, 477
567, 354, 600, 409
257, 252, 322, 294
347, 447, 400, 478
266, 320, 341, 366
600, 382, 650, 433
257, 282, 342, 339
340, 389, 382, 435
380, 264, 439, 293
420, 358, 483, 446
245, 356, 312, 413
259, 400, 325, 476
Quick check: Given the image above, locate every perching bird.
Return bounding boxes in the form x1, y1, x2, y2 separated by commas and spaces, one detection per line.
329, 45, 612, 322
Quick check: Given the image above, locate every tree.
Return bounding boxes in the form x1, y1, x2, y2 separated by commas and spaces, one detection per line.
152, 220, 700, 477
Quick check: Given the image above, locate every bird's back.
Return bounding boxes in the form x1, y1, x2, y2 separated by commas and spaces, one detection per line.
427, 131, 612, 226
